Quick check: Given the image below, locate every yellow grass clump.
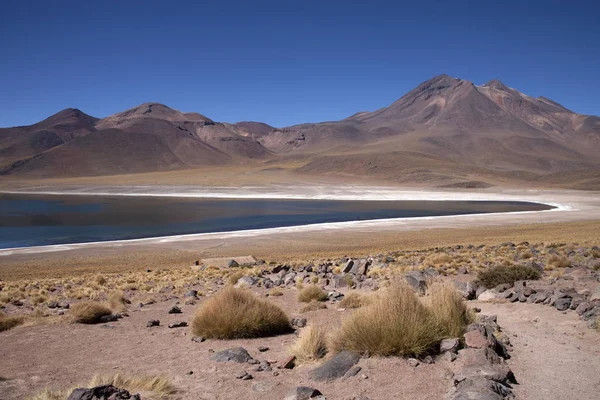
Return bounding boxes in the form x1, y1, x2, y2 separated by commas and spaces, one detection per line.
289, 325, 328, 363
300, 301, 328, 313
330, 282, 469, 357
227, 271, 244, 285
70, 301, 113, 324
0, 311, 24, 332
548, 254, 571, 268
191, 287, 291, 339
108, 290, 128, 313
297, 285, 328, 303
338, 292, 369, 309
424, 252, 452, 266
427, 281, 473, 337
268, 288, 284, 296
90, 373, 176, 395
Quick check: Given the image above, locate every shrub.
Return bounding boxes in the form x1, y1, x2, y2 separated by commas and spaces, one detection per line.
108, 290, 127, 312
424, 252, 452, 266
95, 275, 107, 285
548, 254, 570, 268
338, 292, 369, 309
268, 288, 284, 296
427, 281, 472, 337
89, 373, 175, 396
0, 311, 24, 332
300, 301, 327, 313
70, 301, 113, 324
191, 287, 291, 339
297, 285, 327, 303
227, 271, 244, 285
476, 265, 541, 289
289, 325, 327, 363
330, 283, 442, 357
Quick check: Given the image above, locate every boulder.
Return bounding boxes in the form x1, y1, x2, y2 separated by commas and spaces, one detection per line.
477, 290, 497, 302
67, 385, 140, 400
452, 377, 512, 400
235, 276, 258, 287
464, 330, 488, 349
555, 297, 572, 311
168, 306, 182, 314
211, 347, 253, 363
228, 259, 240, 268
590, 288, 600, 302
291, 317, 307, 328
342, 260, 354, 273
576, 302, 594, 316
309, 351, 360, 381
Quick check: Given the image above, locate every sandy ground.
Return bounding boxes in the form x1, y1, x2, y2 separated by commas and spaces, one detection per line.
475, 301, 600, 400
0, 288, 452, 400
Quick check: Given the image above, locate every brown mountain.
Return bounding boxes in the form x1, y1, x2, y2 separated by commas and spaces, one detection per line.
1, 103, 271, 177
1, 76, 599, 187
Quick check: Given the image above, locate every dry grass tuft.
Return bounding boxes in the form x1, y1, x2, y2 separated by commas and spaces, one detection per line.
227, 271, 244, 286
70, 301, 113, 324
0, 311, 24, 332
298, 285, 327, 303
476, 265, 541, 289
90, 373, 176, 395
330, 282, 470, 357
268, 288, 284, 296
427, 281, 472, 337
548, 254, 571, 268
300, 301, 328, 313
108, 290, 127, 313
289, 325, 328, 363
94, 275, 107, 285
191, 287, 291, 339
424, 252, 452, 266
338, 292, 369, 309
28, 388, 69, 400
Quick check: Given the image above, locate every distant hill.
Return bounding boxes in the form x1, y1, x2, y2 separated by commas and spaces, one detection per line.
1, 76, 599, 187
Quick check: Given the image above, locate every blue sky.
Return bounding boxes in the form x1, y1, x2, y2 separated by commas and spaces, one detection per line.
1, 0, 598, 128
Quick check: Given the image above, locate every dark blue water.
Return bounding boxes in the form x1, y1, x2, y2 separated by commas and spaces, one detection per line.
0, 194, 551, 249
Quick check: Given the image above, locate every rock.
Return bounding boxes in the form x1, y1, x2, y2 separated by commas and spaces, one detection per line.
47, 301, 60, 309
280, 355, 296, 369
589, 288, 600, 302
352, 259, 371, 275
455, 347, 515, 385
464, 330, 488, 349
342, 366, 362, 379
235, 371, 253, 380
407, 358, 420, 367
228, 259, 240, 268
67, 384, 140, 400
494, 283, 512, 293
258, 346, 269, 352
477, 290, 497, 302
309, 351, 360, 381
342, 260, 355, 273
404, 271, 428, 294
185, 290, 198, 298
236, 276, 258, 287
533, 291, 548, 303
327, 291, 345, 301
576, 302, 594, 316
284, 386, 325, 400
569, 296, 585, 310
252, 381, 275, 393
555, 297, 572, 311
168, 321, 187, 328
99, 315, 119, 323
452, 376, 512, 400
422, 355, 434, 364
211, 347, 254, 363
168, 306, 182, 314
333, 275, 355, 289
457, 267, 468, 275
440, 338, 460, 353
291, 317, 307, 328
146, 319, 160, 327
191, 336, 206, 343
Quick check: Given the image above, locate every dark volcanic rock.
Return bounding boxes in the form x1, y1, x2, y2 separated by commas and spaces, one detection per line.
67, 384, 140, 400
309, 351, 360, 381
284, 386, 325, 400
211, 347, 253, 363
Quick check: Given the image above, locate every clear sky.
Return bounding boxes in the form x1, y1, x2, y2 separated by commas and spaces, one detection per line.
1, 0, 598, 128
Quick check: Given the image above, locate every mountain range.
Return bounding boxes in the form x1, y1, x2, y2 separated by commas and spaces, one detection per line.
1, 74, 599, 188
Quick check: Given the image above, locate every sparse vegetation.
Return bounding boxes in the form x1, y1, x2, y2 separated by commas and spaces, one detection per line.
0, 311, 24, 332
191, 287, 291, 339
70, 301, 113, 324
289, 325, 327, 363
427, 281, 472, 337
90, 373, 176, 396
227, 271, 244, 285
108, 290, 127, 312
330, 282, 469, 357
300, 301, 328, 313
476, 265, 541, 289
548, 254, 571, 268
268, 288, 284, 296
338, 292, 369, 309
297, 285, 327, 303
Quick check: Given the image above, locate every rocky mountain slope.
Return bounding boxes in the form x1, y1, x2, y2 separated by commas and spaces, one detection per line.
1, 76, 599, 186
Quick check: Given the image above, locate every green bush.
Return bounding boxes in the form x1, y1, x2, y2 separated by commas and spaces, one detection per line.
476, 265, 541, 289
